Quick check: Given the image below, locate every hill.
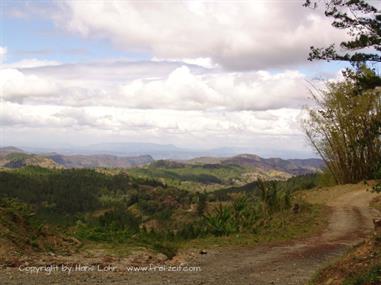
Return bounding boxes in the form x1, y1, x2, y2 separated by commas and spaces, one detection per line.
0, 147, 154, 169
21, 142, 315, 160
126, 154, 324, 192
0, 152, 61, 169
221, 154, 324, 175
185, 154, 324, 177
48, 154, 153, 168
0, 146, 24, 155
0, 146, 323, 173
0, 165, 325, 269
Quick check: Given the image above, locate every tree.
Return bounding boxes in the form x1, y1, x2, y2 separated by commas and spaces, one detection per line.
304, 0, 381, 65
303, 69, 381, 184
303, 1, 381, 184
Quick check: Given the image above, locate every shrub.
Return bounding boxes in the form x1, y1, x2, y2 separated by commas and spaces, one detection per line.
204, 204, 235, 236
343, 264, 381, 285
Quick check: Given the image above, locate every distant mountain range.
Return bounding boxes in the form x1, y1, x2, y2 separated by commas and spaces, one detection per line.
0, 147, 153, 169
18, 142, 314, 160
0, 146, 324, 175
19, 143, 241, 160
188, 154, 324, 176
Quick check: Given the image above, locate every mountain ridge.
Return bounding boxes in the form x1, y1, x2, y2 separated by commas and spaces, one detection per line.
0, 147, 154, 169
0, 146, 324, 175
13, 142, 317, 160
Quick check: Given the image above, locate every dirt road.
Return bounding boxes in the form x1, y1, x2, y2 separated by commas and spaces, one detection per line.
1, 184, 379, 285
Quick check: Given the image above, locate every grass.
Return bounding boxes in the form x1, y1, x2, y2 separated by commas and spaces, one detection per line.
181, 203, 329, 249
70, 199, 323, 258
343, 265, 381, 285
0, 166, 331, 262
370, 195, 381, 212
70, 202, 329, 260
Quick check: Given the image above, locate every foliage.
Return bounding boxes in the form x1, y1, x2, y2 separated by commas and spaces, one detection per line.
316, 168, 336, 187
0, 167, 100, 213
0, 166, 322, 257
204, 204, 236, 236
212, 174, 320, 200
373, 157, 381, 181
303, 69, 381, 184
204, 182, 291, 236
98, 207, 141, 232
304, 0, 381, 65
257, 179, 292, 214
372, 183, 381, 193
0, 166, 166, 214
128, 163, 245, 190
342, 265, 381, 285
5, 152, 33, 162
196, 191, 207, 216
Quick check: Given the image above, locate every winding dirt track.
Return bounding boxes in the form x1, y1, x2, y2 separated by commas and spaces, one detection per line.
1, 184, 379, 285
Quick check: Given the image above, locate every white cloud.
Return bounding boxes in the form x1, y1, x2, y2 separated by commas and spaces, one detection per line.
1, 64, 310, 111
0, 56, 318, 156
0, 68, 59, 102
2, 1, 345, 156
152, 57, 218, 69
19, 60, 206, 82
1, 101, 304, 137
119, 66, 309, 111
53, 1, 347, 70
2, 101, 312, 156
1, 59, 61, 69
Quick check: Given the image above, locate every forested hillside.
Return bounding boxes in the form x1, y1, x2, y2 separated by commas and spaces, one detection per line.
0, 166, 323, 260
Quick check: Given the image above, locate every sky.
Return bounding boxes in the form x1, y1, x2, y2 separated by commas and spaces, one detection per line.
0, 0, 359, 158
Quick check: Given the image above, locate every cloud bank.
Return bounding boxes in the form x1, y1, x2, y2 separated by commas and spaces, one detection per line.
1, 0, 345, 156
54, 1, 347, 70
0, 60, 312, 152
1, 63, 310, 111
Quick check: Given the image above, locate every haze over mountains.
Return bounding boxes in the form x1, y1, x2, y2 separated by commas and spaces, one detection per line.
12, 142, 317, 160
0, 145, 324, 176
0, 146, 153, 169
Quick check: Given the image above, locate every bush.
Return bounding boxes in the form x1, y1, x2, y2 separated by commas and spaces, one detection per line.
317, 168, 336, 187
204, 204, 235, 236
373, 164, 381, 180
343, 264, 381, 285
151, 241, 178, 258
196, 192, 207, 216
98, 207, 140, 232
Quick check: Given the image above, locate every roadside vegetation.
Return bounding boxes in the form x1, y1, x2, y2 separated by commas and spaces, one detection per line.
303, 0, 381, 283
303, 0, 381, 185
0, 166, 327, 259
304, 68, 381, 184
